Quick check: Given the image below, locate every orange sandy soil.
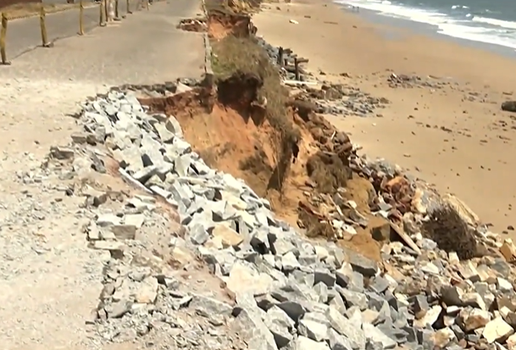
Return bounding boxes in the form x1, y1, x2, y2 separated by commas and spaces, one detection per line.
179, 105, 384, 261
140, 86, 385, 262
168, 102, 314, 225
253, 0, 516, 238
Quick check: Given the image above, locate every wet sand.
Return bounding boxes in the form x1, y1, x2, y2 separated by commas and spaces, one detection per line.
253, 0, 516, 236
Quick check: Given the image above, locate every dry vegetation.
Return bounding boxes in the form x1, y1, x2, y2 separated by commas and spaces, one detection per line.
205, 0, 261, 14
306, 151, 349, 194
422, 205, 479, 260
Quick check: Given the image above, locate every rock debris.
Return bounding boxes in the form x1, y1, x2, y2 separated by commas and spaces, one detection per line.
26, 83, 516, 350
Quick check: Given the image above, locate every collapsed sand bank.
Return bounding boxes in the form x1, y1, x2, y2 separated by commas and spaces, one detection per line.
252, 0, 516, 237
139, 79, 387, 262
145, 2, 509, 264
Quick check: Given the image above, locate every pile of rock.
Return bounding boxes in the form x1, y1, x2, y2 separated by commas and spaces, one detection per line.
305, 83, 389, 117
352, 155, 505, 251
108, 79, 198, 100
387, 73, 448, 90
42, 85, 516, 350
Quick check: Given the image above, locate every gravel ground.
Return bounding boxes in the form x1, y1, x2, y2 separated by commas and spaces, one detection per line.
0, 1, 203, 348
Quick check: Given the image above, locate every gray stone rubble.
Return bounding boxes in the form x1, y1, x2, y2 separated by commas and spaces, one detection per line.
258, 38, 389, 118
37, 85, 516, 350
303, 84, 389, 118
387, 73, 449, 89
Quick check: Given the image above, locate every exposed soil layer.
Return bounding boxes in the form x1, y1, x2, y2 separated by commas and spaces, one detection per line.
140, 83, 385, 262
141, 86, 314, 228
208, 10, 254, 40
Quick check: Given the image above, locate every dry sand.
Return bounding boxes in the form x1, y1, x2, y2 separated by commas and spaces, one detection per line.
253, 0, 516, 237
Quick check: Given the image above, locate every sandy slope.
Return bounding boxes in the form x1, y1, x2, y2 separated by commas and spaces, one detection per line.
253, 0, 516, 237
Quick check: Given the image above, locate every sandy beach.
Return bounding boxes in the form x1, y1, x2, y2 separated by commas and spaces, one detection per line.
253, 0, 516, 237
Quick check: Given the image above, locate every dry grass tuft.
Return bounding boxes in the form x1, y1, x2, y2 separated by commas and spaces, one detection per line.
422, 205, 478, 260
306, 151, 350, 193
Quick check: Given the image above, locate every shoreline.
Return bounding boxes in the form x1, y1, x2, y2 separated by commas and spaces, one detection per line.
340, 4, 516, 59
253, 0, 516, 236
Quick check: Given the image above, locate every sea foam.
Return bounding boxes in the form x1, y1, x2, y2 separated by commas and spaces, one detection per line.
336, 0, 516, 51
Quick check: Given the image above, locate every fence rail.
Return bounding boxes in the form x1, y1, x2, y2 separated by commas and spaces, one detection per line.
0, 0, 40, 10
0, 0, 152, 65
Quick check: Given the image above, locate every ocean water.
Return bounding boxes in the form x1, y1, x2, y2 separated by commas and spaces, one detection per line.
336, 0, 516, 51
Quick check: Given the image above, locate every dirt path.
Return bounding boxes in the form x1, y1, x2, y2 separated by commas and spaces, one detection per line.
0, 2, 203, 348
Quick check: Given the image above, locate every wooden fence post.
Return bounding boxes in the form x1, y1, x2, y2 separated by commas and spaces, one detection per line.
39, 5, 51, 47
79, 0, 84, 35
294, 58, 309, 81
104, 0, 109, 22
99, 0, 106, 26
115, 0, 120, 19
0, 13, 10, 65
277, 47, 283, 66
294, 58, 299, 80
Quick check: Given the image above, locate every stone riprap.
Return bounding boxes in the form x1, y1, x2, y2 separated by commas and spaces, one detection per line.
40, 84, 516, 350
387, 73, 450, 89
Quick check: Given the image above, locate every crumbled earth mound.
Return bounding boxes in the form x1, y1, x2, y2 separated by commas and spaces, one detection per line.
140, 79, 312, 226
146, 4, 482, 263
139, 75, 389, 262
207, 10, 254, 40
139, 6, 391, 261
